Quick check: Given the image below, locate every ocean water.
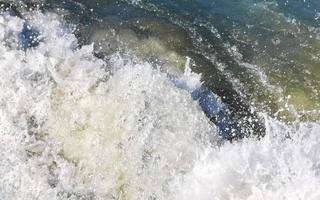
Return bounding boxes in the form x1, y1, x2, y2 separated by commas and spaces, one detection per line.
0, 0, 320, 200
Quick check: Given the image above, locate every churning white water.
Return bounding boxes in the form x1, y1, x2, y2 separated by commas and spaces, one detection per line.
0, 11, 320, 200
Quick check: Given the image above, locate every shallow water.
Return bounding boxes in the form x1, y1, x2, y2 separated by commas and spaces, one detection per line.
0, 1, 320, 200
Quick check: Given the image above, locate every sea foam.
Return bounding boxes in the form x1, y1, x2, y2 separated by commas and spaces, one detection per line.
0, 10, 320, 200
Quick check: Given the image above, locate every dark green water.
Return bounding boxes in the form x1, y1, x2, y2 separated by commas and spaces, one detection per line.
4, 0, 320, 129
46, 0, 320, 123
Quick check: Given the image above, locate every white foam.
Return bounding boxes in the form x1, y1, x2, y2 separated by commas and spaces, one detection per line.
0, 10, 320, 200
173, 57, 202, 92
172, 117, 320, 200
0, 11, 215, 199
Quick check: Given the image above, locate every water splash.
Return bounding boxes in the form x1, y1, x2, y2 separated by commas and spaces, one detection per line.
0, 7, 320, 200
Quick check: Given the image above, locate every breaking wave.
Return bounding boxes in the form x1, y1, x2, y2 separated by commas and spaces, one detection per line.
0, 9, 319, 200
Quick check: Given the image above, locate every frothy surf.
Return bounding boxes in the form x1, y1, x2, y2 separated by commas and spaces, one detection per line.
0, 9, 320, 200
